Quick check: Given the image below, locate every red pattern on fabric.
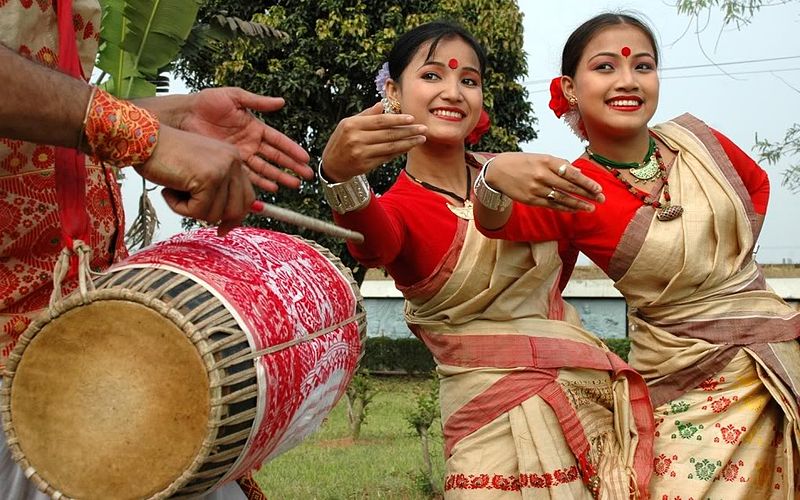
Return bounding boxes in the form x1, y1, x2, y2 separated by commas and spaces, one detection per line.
445, 466, 581, 491
119, 228, 362, 479
72, 12, 84, 32
35, 46, 57, 67
83, 20, 94, 40
84, 88, 160, 167
236, 474, 268, 500
0, 0, 119, 372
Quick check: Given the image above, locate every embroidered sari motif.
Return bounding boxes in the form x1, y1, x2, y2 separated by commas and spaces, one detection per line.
401, 219, 654, 499
608, 114, 800, 498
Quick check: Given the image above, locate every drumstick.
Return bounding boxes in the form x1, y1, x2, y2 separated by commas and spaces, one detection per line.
250, 200, 365, 244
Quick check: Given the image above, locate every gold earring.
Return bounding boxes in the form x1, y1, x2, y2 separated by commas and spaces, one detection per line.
568, 96, 577, 106
382, 97, 401, 114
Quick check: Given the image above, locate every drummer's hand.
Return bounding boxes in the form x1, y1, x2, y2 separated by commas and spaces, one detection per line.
179, 88, 313, 193
134, 125, 255, 236
320, 102, 427, 182
485, 152, 605, 212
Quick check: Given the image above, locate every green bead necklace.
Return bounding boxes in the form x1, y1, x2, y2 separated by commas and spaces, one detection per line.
585, 136, 659, 182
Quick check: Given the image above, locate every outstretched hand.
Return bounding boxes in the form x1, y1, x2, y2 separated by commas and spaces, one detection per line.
180, 87, 313, 192
485, 152, 605, 212
135, 125, 255, 236
321, 102, 427, 182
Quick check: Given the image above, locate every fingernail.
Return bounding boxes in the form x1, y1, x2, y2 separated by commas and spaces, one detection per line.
582, 203, 595, 212
596, 193, 606, 203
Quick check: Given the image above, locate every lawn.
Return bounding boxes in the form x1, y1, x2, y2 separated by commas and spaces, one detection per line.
253, 376, 446, 499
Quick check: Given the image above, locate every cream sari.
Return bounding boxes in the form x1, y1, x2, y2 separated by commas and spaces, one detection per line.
608, 114, 800, 498
400, 206, 654, 499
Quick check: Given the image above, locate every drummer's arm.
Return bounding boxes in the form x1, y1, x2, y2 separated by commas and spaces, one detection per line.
0, 43, 92, 150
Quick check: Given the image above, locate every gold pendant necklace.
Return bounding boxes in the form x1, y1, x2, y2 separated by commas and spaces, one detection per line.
404, 165, 473, 220
628, 153, 660, 182
447, 200, 474, 220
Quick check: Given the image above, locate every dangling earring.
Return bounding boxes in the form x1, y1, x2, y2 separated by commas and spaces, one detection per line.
382, 97, 401, 114
568, 96, 577, 107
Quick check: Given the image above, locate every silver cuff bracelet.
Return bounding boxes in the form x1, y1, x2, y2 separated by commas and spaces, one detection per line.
318, 162, 371, 214
473, 157, 512, 211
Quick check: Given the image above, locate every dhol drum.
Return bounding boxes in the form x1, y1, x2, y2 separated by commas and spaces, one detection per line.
0, 228, 366, 499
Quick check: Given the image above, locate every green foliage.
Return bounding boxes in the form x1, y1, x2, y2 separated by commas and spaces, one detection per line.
755, 124, 800, 193
676, 1, 800, 191
176, 0, 537, 275
675, 0, 777, 27
254, 376, 445, 497
345, 368, 377, 440
363, 337, 436, 374
603, 337, 631, 362
405, 374, 441, 497
97, 0, 202, 98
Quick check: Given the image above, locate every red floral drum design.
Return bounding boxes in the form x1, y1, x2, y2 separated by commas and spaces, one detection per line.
1, 227, 365, 499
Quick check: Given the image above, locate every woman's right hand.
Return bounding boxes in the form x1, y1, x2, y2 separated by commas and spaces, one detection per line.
320, 102, 427, 182
485, 152, 604, 212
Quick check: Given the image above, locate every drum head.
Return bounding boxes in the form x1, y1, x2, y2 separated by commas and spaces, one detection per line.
10, 299, 210, 499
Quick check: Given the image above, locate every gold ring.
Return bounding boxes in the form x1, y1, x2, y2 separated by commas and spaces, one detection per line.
557, 163, 569, 177
546, 189, 557, 201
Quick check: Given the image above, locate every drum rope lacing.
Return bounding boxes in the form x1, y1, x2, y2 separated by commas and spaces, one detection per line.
220, 312, 367, 367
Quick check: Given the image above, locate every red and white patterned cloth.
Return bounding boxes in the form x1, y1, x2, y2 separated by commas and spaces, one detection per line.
0, 0, 127, 368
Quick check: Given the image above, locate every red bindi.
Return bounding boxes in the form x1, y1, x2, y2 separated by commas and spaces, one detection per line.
448, 58, 459, 69
621, 46, 631, 58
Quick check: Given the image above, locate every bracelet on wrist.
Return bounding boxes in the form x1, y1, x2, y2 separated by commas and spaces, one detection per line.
318, 162, 372, 214
473, 156, 512, 211
84, 87, 160, 168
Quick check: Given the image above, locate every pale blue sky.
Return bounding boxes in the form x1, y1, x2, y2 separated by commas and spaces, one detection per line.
123, 1, 800, 263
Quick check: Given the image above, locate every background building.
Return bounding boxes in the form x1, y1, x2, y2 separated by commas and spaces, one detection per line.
360, 264, 800, 339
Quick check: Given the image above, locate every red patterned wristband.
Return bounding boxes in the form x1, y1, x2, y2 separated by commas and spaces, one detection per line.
83, 87, 160, 167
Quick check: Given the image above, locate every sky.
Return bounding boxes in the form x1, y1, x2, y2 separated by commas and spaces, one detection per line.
122, 0, 800, 264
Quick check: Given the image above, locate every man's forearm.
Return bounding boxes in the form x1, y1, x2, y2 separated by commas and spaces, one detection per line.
0, 44, 91, 150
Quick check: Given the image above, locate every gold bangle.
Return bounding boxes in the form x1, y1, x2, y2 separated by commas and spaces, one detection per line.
76, 86, 97, 154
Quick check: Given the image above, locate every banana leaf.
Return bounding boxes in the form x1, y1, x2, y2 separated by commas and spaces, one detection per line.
96, 0, 201, 98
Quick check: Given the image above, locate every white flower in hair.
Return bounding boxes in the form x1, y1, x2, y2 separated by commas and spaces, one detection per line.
374, 62, 390, 98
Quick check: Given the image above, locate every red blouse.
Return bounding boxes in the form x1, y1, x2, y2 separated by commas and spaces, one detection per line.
334, 169, 577, 288
477, 129, 769, 272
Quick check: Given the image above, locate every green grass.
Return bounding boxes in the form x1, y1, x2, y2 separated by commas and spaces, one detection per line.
253, 376, 445, 499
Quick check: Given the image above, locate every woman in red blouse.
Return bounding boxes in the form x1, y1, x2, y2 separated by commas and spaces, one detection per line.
322, 20, 655, 499
474, 12, 799, 499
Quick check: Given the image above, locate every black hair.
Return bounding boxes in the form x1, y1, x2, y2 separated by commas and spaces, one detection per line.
387, 21, 487, 82
561, 13, 659, 77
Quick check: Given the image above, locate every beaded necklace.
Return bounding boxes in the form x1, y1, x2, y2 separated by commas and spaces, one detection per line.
586, 136, 659, 183
594, 143, 684, 221
404, 166, 474, 220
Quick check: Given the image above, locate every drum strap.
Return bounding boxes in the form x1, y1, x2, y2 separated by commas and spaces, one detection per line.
54, 0, 91, 277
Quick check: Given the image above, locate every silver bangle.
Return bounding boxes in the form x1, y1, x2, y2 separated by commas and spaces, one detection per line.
473, 157, 512, 211
318, 161, 371, 214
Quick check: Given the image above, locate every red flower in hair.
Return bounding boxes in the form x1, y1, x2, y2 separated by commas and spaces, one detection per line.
548, 76, 570, 118
465, 108, 491, 145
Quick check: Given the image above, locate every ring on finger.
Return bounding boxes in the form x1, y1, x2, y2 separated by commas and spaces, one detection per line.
557, 163, 569, 177
546, 188, 558, 201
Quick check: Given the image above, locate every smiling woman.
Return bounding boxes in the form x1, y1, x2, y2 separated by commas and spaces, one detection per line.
319, 20, 655, 500
474, 12, 800, 499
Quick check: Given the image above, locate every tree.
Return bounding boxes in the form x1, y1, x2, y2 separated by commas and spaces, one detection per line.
176, 0, 537, 282
676, 0, 800, 192
95, 0, 287, 248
